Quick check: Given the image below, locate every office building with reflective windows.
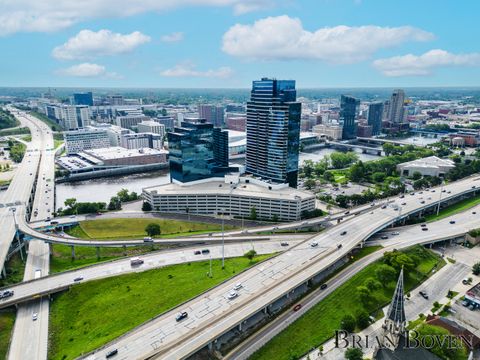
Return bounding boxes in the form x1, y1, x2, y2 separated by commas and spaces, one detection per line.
368, 102, 384, 136
340, 95, 360, 140
246, 78, 301, 188
167, 119, 233, 183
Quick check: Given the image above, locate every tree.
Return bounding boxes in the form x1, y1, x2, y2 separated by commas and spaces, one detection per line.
356, 310, 371, 329
304, 179, 316, 190
345, 348, 363, 360
412, 171, 422, 180
323, 171, 335, 183
356, 285, 372, 305
330, 152, 358, 169
340, 314, 356, 333
375, 264, 397, 285
142, 202, 152, 211
349, 161, 365, 183
64, 198, 77, 210
250, 206, 257, 220
364, 277, 382, 292
473, 262, 480, 276
145, 223, 161, 237
244, 250, 257, 262
108, 196, 122, 211
371, 172, 386, 183
117, 188, 130, 202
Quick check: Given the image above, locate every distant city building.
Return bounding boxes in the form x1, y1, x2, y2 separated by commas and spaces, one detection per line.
46, 104, 90, 130
396, 156, 455, 177
225, 115, 246, 131
167, 119, 233, 183
246, 78, 301, 188
103, 125, 132, 147
198, 104, 224, 127
312, 123, 343, 140
83, 147, 167, 166
73, 92, 93, 106
357, 123, 373, 138
64, 127, 110, 154
106, 95, 124, 106
115, 115, 150, 130
142, 175, 315, 221
120, 132, 163, 150
368, 102, 384, 136
155, 116, 175, 131
388, 89, 406, 123
138, 120, 166, 139
340, 95, 360, 140
225, 104, 246, 113
448, 132, 480, 147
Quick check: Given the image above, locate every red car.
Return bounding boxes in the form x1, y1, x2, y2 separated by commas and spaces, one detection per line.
293, 304, 302, 312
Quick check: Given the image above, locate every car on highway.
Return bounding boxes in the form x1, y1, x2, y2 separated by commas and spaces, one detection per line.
280, 242, 289, 247
69, 215, 76, 218
420, 224, 427, 227
320, 283, 328, 290
422, 227, 428, 231
227, 290, 238, 300
310, 242, 318, 247
391, 232, 400, 236
381, 205, 387, 209
344, 211, 350, 215
143, 237, 153, 242
293, 304, 302, 311
130, 257, 144, 266
105, 349, 118, 358
399, 195, 405, 198
233, 283, 243, 290
337, 244, 343, 249
449, 220, 456, 224
201, 249, 210, 254
419, 291, 429, 299
410, 192, 415, 196
32, 312, 38, 321
175, 311, 188, 322
381, 235, 388, 240
472, 186, 477, 189
401, 202, 406, 206
73, 277, 84, 282
0, 290, 14, 299
473, 211, 477, 215
194, 250, 201, 255
420, 200, 425, 204
340, 231, 347, 236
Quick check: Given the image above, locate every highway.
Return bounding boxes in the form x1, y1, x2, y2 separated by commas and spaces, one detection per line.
76, 175, 480, 360
6, 108, 55, 360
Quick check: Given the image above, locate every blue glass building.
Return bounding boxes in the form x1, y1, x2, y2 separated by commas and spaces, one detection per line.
368, 102, 384, 136
340, 95, 360, 140
73, 92, 93, 106
168, 119, 232, 183
246, 78, 301, 188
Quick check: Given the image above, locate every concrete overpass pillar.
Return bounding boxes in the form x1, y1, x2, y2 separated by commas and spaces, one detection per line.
71, 245, 75, 259
96, 247, 100, 259
1, 266, 6, 278
238, 322, 242, 331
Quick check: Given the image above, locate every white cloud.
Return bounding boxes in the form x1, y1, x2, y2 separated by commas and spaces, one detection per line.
160, 62, 233, 78
222, 15, 434, 63
56, 62, 121, 78
0, 0, 273, 36
160, 32, 184, 43
373, 49, 480, 77
52, 29, 150, 60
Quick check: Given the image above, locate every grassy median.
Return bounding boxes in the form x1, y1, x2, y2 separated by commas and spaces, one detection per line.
0, 310, 15, 359
65, 218, 237, 240
425, 194, 480, 222
48, 254, 272, 360
250, 246, 445, 360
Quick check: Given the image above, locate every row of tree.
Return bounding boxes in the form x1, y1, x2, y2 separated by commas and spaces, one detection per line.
7, 140, 26, 163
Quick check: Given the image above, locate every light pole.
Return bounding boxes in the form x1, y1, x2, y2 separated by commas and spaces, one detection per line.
221, 208, 225, 269
436, 181, 444, 216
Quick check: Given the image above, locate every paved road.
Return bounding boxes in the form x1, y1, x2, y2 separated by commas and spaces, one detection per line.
7, 108, 54, 360
76, 175, 480, 360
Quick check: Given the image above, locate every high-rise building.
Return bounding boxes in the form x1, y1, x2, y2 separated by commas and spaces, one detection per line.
73, 92, 93, 106
246, 78, 301, 188
138, 120, 166, 139
340, 95, 359, 140
64, 127, 110, 154
368, 102, 384, 136
198, 104, 224, 127
167, 119, 232, 183
389, 89, 406, 123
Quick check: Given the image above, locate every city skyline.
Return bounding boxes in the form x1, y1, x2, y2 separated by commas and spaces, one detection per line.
1, 0, 480, 88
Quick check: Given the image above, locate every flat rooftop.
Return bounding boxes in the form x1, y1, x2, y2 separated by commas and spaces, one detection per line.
144, 178, 314, 201
84, 146, 167, 160
398, 156, 455, 168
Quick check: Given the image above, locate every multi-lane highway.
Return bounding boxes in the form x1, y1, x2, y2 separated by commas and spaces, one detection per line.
6, 108, 55, 360
79, 175, 480, 360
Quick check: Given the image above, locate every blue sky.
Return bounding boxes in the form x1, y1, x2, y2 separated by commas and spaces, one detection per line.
1, 0, 480, 88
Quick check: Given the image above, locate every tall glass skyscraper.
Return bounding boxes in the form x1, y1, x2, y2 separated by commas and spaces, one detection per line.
246, 78, 301, 188
168, 119, 232, 183
368, 102, 384, 136
73, 92, 93, 106
340, 95, 360, 140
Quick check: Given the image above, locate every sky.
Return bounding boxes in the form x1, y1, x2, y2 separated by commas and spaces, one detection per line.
1, 0, 480, 88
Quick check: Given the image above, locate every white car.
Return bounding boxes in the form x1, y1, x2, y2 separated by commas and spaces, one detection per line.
233, 283, 243, 291
32, 313, 38, 321
310, 242, 319, 247
227, 290, 238, 300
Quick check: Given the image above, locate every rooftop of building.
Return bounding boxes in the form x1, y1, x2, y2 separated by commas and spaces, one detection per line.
397, 156, 455, 169
84, 146, 167, 160
143, 176, 314, 201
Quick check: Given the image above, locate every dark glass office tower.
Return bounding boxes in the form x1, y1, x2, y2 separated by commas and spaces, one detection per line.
246, 78, 301, 188
73, 92, 93, 106
368, 102, 384, 136
340, 95, 360, 140
168, 119, 231, 183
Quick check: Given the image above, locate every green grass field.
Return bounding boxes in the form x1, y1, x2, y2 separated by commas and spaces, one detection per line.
65, 218, 237, 240
48, 254, 272, 360
425, 194, 480, 222
250, 246, 444, 360
0, 310, 15, 359
0, 253, 25, 287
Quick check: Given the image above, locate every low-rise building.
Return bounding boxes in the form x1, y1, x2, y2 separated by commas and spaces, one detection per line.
142, 175, 315, 221
312, 123, 343, 140
64, 127, 110, 154
138, 120, 166, 138
396, 156, 455, 177
83, 147, 167, 166
121, 132, 163, 150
